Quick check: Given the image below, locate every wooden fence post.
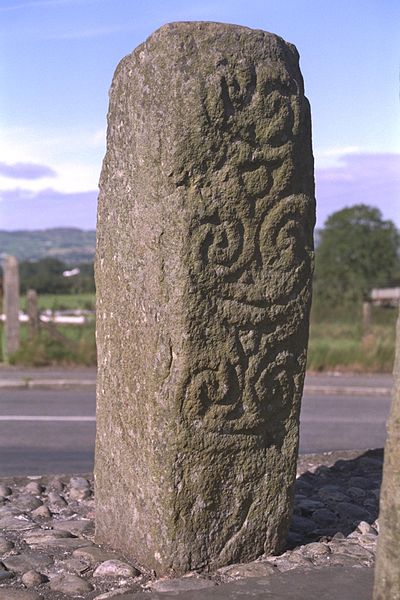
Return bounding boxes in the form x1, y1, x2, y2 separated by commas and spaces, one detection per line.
27, 289, 39, 340
2, 255, 20, 361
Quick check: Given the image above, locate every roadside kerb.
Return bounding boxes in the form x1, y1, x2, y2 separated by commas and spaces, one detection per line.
0, 379, 96, 389
305, 384, 391, 396
0, 377, 392, 396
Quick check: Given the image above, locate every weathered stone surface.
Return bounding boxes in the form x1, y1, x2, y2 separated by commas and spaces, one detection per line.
0, 591, 42, 600
95, 21, 314, 575
93, 559, 140, 578
0, 535, 14, 553
72, 545, 120, 565
21, 570, 48, 587
2, 552, 53, 573
0, 450, 381, 598
53, 518, 92, 535
49, 573, 94, 595
217, 561, 277, 579
0, 484, 12, 497
149, 576, 217, 593
13, 494, 43, 512
3, 255, 20, 359
374, 310, 400, 599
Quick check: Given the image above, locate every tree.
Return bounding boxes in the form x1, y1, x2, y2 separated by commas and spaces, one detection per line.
18, 258, 95, 295
373, 309, 400, 599
314, 205, 400, 307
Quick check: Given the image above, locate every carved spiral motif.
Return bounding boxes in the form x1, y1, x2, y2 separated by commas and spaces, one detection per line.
183, 62, 313, 437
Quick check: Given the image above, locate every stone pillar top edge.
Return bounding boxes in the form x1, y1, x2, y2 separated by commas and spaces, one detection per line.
135, 21, 300, 56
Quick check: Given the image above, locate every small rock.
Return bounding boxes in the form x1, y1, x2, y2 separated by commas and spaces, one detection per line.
363, 498, 378, 511
24, 482, 44, 496
31, 505, 52, 519
318, 488, 349, 503
2, 552, 53, 573
0, 564, 14, 581
22, 569, 48, 587
218, 560, 276, 579
150, 575, 216, 592
347, 487, 366, 499
296, 498, 325, 514
13, 495, 43, 512
30, 536, 92, 550
69, 487, 91, 501
0, 515, 36, 531
290, 514, 315, 532
93, 591, 137, 600
348, 476, 371, 490
24, 529, 73, 541
49, 573, 94, 595
312, 508, 337, 526
358, 456, 383, 471
72, 545, 120, 565
266, 557, 299, 572
0, 535, 14, 553
0, 484, 12, 497
325, 553, 360, 567
339, 543, 374, 560
335, 502, 371, 523
302, 542, 331, 558
69, 477, 91, 490
0, 590, 43, 600
286, 553, 313, 568
45, 477, 64, 493
93, 559, 140, 578
294, 480, 314, 494
61, 558, 90, 574
357, 520, 377, 535
53, 518, 92, 535
46, 492, 67, 509
68, 478, 91, 501
285, 531, 304, 548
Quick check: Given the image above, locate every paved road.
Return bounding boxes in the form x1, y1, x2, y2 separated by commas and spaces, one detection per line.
0, 389, 95, 475
0, 376, 393, 475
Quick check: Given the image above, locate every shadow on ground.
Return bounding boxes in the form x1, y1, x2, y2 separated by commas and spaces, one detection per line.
286, 449, 383, 549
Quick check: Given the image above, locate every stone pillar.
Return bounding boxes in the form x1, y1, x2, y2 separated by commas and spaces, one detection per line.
95, 22, 315, 576
27, 289, 39, 340
3, 255, 20, 360
374, 309, 400, 599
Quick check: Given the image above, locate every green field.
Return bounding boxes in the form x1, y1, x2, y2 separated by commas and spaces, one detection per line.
1, 294, 398, 371
0, 322, 96, 366
20, 293, 95, 312
307, 304, 397, 373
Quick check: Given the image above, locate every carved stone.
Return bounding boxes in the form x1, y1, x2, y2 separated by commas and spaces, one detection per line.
95, 22, 315, 576
373, 310, 400, 599
3, 255, 20, 359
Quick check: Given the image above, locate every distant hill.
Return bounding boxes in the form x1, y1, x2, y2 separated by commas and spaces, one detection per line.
0, 228, 96, 264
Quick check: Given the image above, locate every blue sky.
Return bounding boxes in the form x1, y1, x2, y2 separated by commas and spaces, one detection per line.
0, 0, 399, 230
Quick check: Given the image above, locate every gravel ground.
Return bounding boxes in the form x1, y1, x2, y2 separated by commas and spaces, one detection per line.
0, 448, 382, 599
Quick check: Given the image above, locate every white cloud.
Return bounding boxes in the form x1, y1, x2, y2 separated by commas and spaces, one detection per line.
315, 152, 400, 228
0, 126, 103, 194
314, 146, 361, 169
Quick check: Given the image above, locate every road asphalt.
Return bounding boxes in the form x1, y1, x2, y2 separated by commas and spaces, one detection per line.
0, 366, 393, 474
0, 365, 394, 391
130, 566, 375, 599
